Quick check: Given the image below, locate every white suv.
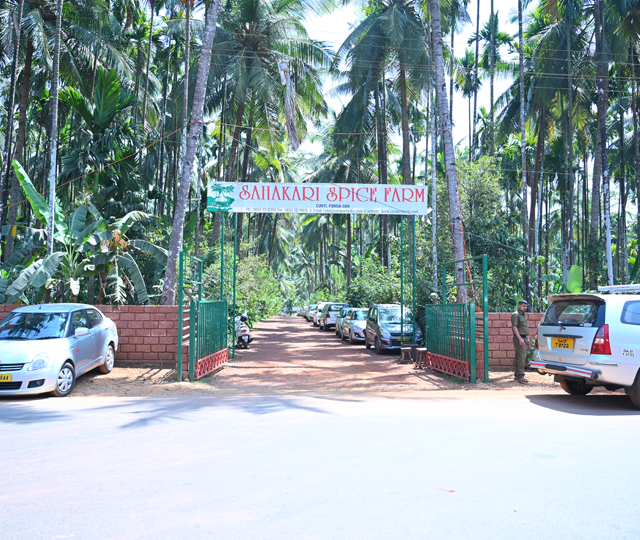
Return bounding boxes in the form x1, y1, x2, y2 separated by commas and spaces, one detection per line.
532, 287, 640, 408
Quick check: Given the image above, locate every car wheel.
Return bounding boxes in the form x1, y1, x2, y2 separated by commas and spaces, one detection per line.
559, 378, 592, 396
313, 320, 318, 327
52, 362, 76, 397
628, 371, 640, 409
365, 336, 371, 349
349, 331, 356, 345
374, 337, 383, 355
98, 344, 115, 374
341, 329, 347, 341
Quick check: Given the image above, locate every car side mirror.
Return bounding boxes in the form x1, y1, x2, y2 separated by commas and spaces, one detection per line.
74, 327, 89, 337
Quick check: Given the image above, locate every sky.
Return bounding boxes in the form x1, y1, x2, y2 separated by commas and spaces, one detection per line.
302, 0, 520, 154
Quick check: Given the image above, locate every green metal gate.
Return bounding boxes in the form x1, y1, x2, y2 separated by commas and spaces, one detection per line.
177, 252, 229, 381
424, 303, 476, 382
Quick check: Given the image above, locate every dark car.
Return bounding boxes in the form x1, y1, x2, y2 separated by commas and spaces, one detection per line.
364, 304, 422, 354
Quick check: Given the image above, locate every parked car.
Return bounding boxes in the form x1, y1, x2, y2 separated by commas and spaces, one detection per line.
364, 304, 423, 354
319, 303, 348, 331
341, 308, 368, 344
300, 306, 309, 319
531, 288, 640, 408
335, 306, 353, 337
313, 302, 329, 327
0, 304, 119, 397
306, 304, 318, 323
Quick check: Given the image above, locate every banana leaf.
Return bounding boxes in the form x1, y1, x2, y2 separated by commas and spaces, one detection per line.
68, 206, 88, 241
129, 239, 168, 266
112, 211, 151, 234
5, 259, 44, 303
116, 253, 150, 304
30, 252, 66, 289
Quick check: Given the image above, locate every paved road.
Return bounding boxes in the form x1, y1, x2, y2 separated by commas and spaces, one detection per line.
2, 391, 639, 539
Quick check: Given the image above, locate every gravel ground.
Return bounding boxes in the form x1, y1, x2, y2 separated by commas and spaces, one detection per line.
69, 316, 622, 398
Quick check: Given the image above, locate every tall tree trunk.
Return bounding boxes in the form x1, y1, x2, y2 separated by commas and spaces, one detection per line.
633, 47, 640, 249
46, 0, 64, 255
429, 0, 467, 303
449, 31, 454, 122
161, 0, 222, 305
529, 108, 544, 257
346, 214, 352, 289
223, 101, 246, 183
489, 5, 495, 155
619, 97, 627, 283
142, 0, 155, 125
432, 89, 438, 291
595, 0, 613, 285
399, 66, 411, 185
179, 0, 190, 183
0, 0, 25, 232
566, 15, 575, 276
472, 0, 480, 156
519, 0, 530, 304
5, 39, 33, 259
157, 50, 170, 218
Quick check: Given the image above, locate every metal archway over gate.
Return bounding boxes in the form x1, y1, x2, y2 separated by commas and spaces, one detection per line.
205, 181, 426, 372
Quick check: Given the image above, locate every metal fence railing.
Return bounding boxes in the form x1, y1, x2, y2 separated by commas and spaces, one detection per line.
424, 303, 476, 381
189, 300, 228, 379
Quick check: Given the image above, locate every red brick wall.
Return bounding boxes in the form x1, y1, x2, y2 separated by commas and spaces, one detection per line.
0, 305, 181, 369
475, 312, 544, 379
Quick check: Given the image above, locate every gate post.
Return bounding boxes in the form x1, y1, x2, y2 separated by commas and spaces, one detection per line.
189, 301, 197, 381
469, 302, 476, 383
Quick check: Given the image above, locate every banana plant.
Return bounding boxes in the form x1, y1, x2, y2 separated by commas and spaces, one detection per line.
6, 162, 165, 305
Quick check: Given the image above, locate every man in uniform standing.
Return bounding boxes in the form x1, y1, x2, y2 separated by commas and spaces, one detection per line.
511, 300, 530, 384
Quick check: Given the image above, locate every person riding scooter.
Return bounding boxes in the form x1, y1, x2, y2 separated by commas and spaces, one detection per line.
235, 313, 253, 349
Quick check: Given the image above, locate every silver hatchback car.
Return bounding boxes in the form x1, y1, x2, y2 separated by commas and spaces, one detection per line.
0, 304, 119, 397
532, 289, 640, 408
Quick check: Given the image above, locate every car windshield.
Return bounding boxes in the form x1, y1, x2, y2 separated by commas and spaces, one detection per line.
328, 304, 345, 312
0, 311, 68, 340
543, 300, 602, 327
309, 305, 317, 310
378, 308, 413, 325
351, 310, 367, 321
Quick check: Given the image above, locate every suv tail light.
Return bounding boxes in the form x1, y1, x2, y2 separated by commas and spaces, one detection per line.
591, 324, 611, 355
535, 338, 539, 350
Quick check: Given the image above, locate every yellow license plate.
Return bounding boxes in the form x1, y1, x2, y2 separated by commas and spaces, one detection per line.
401, 337, 412, 342
0, 373, 12, 382
552, 337, 574, 349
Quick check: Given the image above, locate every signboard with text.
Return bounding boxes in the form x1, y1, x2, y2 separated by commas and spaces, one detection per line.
207, 182, 429, 215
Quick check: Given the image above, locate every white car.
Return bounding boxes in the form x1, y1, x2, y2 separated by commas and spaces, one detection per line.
318, 303, 348, 331
313, 302, 329, 327
0, 304, 119, 397
531, 287, 640, 408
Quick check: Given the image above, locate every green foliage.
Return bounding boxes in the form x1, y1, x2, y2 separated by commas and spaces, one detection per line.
345, 259, 400, 307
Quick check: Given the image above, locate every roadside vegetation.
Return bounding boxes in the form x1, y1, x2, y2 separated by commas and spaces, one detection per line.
0, 0, 638, 316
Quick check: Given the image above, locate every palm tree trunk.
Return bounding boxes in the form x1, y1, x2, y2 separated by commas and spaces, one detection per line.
595, 0, 613, 285
449, 31, 454, 122
0, 0, 25, 232
46, 0, 64, 255
5, 39, 33, 259
472, 0, 480, 156
161, 0, 222, 305
346, 214, 352, 289
431, 88, 438, 291
399, 66, 411, 185
429, 0, 467, 303
180, 0, 190, 181
519, 0, 529, 304
633, 47, 640, 247
224, 101, 246, 183
529, 108, 544, 257
489, 4, 495, 156
619, 101, 627, 283
142, 0, 155, 125
566, 15, 575, 275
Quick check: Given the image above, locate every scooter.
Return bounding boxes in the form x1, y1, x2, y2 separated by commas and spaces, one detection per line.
235, 313, 253, 349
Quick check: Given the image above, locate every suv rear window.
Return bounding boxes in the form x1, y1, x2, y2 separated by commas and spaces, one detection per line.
328, 304, 345, 312
543, 300, 605, 327
621, 301, 640, 326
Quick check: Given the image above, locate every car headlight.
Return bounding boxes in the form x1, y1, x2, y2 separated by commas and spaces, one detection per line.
28, 353, 51, 372
380, 328, 391, 339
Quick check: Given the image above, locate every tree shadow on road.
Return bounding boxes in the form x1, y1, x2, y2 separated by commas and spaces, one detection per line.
526, 393, 640, 416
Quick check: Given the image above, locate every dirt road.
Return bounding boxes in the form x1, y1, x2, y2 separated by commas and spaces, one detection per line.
70, 315, 586, 397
